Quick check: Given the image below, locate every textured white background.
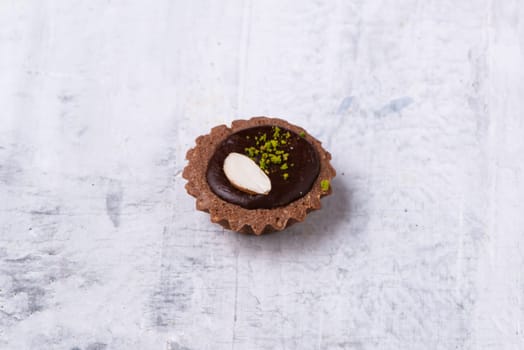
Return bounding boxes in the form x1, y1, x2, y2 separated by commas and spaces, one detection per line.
1, 1, 524, 349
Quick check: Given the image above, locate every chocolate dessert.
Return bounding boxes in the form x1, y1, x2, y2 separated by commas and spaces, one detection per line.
183, 117, 336, 235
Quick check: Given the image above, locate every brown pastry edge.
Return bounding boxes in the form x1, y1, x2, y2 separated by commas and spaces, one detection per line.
182, 116, 336, 235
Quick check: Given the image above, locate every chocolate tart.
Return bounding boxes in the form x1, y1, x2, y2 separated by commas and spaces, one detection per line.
182, 117, 336, 235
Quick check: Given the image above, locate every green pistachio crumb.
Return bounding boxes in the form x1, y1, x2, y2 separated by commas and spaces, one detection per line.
245, 146, 258, 158
270, 154, 282, 164
321, 179, 330, 191
299, 131, 306, 138
242, 125, 297, 176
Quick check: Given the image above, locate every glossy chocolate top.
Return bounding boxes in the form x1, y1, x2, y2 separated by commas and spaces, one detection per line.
206, 125, 320, 209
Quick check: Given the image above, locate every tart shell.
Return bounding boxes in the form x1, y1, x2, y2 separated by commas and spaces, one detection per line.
182, 117, 336, 235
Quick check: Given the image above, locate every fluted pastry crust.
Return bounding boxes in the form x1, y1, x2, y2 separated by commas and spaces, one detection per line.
183, 117, 336, 235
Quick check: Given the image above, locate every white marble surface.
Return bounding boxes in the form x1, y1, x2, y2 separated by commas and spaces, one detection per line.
1, 1, 524, 349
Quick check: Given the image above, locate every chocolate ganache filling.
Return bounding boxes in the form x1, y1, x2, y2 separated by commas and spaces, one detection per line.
206, 125, 320, 209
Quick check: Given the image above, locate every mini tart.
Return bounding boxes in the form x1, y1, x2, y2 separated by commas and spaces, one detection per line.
183, 117, 336, 235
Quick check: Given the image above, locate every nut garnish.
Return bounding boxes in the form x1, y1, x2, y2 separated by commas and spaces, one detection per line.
244, 126, 292, 180
223, 152, 271, 195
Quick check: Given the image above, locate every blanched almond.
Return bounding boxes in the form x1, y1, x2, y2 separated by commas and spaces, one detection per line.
223, 152, 271, 195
